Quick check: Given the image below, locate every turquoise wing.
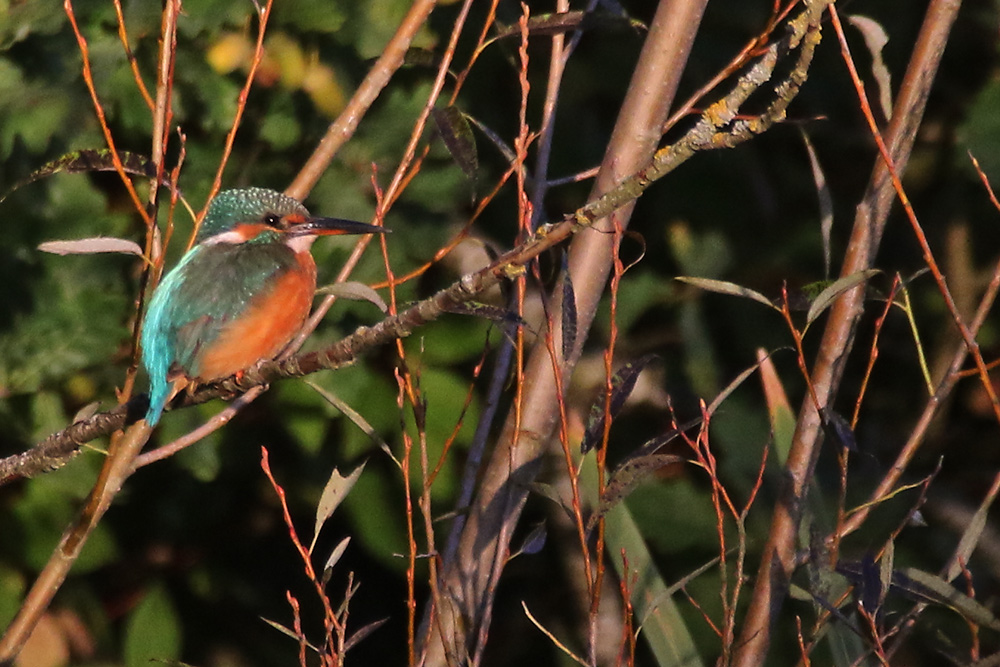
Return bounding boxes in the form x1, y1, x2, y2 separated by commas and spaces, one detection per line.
141, 242, 296, 424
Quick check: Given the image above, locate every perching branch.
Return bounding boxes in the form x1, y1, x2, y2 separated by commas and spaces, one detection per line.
1, 0, 829, 488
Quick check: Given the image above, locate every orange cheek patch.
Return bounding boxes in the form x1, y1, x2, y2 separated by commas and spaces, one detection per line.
195, 255, 316, 381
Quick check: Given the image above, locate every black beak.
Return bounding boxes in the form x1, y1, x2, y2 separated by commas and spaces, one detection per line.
291, 217, 389, 237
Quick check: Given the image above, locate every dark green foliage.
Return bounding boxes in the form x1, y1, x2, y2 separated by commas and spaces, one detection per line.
1, 1, 1000, 665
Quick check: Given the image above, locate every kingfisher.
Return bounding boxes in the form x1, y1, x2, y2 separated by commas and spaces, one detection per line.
141, 187, 386, 425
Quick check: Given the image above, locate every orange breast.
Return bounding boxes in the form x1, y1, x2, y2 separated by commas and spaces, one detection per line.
195, 252, 317, 381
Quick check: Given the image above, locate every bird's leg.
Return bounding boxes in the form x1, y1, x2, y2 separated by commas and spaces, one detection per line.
166, 376, 192, 414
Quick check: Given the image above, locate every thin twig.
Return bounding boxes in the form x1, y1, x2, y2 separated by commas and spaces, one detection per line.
731, 0, 962, 663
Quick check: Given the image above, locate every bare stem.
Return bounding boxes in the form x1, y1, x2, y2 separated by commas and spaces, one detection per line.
731, 0, 962, 664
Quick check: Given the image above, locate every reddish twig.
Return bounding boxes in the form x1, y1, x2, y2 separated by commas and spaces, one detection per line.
63, 0, 151, 227
192, 0, 274, 245
261, 447, 345, 660
732, 1, 959, 661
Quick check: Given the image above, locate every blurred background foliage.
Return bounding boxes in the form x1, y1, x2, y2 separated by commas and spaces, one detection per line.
1, 0, 1000, 665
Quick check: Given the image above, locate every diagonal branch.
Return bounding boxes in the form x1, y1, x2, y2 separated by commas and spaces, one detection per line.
0, 0, 831, 490
424, 0, 830, 663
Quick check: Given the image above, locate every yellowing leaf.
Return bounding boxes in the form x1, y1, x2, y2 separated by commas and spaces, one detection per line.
303, 62, 345, 117
267, 32, 308, 89
206, 32, 253, 74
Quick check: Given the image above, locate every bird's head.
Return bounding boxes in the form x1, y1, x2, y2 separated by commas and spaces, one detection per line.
196, 187, 385, 251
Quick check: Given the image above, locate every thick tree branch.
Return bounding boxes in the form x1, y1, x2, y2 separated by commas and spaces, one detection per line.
731, 0, 962, 664
423, 0, 830, 663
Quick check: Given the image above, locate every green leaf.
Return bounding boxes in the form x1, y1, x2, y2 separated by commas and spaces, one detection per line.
0, 561, 26, 630
582, 462, 704, 667
805, 269, 880, 327
432, 105, 478, 184
273, 0, 347, 33
1, 149, 155, 205
581, 354, 659, 454
0, 0, 66, 49
895, 567, 1000, 631
123, 583, 182, 667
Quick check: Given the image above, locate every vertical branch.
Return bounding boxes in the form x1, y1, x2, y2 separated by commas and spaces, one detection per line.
121, 0, 179, 404
731, 0, 963, 663
425, 0, 709, 663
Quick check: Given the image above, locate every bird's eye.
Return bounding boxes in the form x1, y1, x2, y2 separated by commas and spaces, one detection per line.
263, 213, 283, 228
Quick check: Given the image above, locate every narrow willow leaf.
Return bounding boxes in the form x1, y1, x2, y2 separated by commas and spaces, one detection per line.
838, 561, 1000, 631
859, 553, 881, 613
260, 616, 320, 652
343, 618, 389, 653
432, 105, 478, 183
465, 114, 518, 166
706, 354, 781, 417
879, 540, 894, 609
39, 237, 143, 257
676, 276, 777, 310
322, 537, 351, 585
757, 348, 795, 464
316, 281, 387, 312
847, 15, 893, 119
589, 453, 685, 531
442, 301, 527, 328
491, 9, 645, 42
946, 486, 996, 582
622, 418, 701, 464
561, 261, 578, 362
400, 47, 439, 69
581, 354, 659, 454
896, 567, 1000, 631
512, 522, 547, 558
1, 149, 155, 204
805, 270, 880, 326
72, 401, 101, 424
799, 129, 834, 278
306, 379, 395, 464
310, 462, 366, 554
